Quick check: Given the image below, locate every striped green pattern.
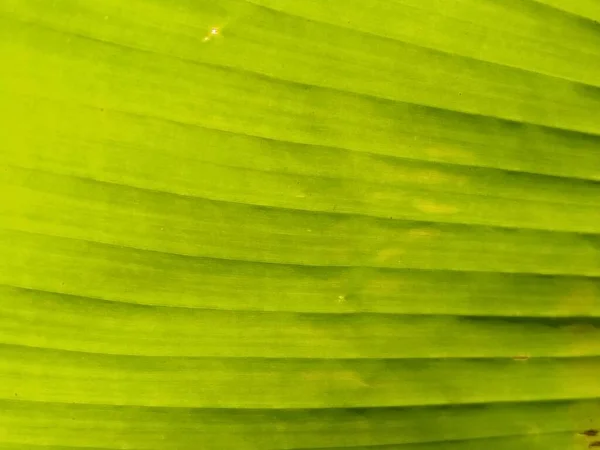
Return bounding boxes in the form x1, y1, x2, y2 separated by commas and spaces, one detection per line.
1, 0, 600, 449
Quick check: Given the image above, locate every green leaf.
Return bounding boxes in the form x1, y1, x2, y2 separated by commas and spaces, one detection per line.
1, 0, 600, 449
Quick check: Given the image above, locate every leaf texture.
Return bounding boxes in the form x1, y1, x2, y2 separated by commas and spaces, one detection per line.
1, 0, 600, 449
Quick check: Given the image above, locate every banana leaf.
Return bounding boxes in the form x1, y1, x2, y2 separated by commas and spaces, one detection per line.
1, 0, 600, 449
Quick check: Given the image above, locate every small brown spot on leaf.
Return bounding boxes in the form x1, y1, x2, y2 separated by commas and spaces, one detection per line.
589, 441, 600, 447
582, 430, 599, 437
512, 355, 530, 361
